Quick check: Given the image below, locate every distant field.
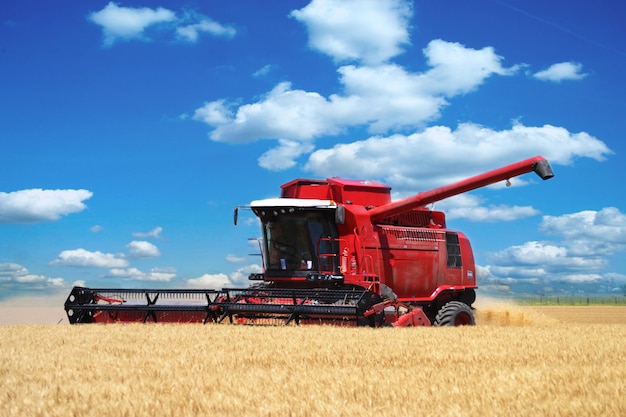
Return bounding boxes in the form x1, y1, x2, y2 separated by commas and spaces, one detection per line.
516, 295, 626, 306
474, 302, 626, 325
526, 306, 626, 324
1, 304, 624, 417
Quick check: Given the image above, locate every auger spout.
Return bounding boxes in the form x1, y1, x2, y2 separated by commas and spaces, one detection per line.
367, 155, 553, 222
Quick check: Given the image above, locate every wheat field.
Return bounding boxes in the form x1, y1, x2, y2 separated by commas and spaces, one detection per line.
1, 305, 625, 417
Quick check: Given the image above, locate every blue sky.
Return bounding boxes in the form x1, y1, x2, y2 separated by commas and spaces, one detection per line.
1, 0, 625, 304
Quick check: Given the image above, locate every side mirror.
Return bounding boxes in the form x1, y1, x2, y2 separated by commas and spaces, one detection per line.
335, 206, 345, 225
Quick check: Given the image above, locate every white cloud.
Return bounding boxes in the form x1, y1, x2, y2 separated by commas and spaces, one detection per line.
187, 264, 262, 289
440, 194, 540, 222
88, 2, 235, 47
0, 189, 93, 224
127, 240, 161, 258
450, 204, 539, 222
258, 139, 315, 171
481, 207, 626, 290
540, 207, 626, 256
253, 64, 275, 78
194, 40, 518, 153
107, 267, 176, 282
176, 18, 235, 42
332, 64, 446, 131
51, 249, 129, 268
90, 225, 104, 233
553, 274, 603, 284
198, 82, 335, 144
0, 263, 27, 276
304, 122, 611, 191
225, 254, 247, 263
494, 241, 566, 265
421, 39, 518, 96
289, 0, 413, 65
533, 61, 588, 82
228, 264, 263, 287
188, 0, 610, 193
88, 2, 177, 47
491, 241, 607, 273
192, 100, 234, 126
0, 263, 66, 290
187, 273, 231, 289
132, 226, 163, 239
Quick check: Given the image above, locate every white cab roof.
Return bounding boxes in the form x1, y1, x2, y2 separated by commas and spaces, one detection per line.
250, 198, 336, 208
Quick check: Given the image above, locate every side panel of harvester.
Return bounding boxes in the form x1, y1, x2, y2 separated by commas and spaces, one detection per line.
376, 228, 441, 299
355, 225, 474, 301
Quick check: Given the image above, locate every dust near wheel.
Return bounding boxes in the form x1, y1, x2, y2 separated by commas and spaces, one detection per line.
434, 301, 475, 326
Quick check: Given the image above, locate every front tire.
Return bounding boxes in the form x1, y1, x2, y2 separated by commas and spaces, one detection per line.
434, 301, 475, 326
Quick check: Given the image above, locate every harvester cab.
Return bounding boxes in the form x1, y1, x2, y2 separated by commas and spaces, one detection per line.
249, 198, 343, 282
65, 156, 553, 327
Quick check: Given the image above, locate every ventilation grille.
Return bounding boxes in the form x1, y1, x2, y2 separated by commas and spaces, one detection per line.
378, 226, 444, 242
379, 211, 432, 227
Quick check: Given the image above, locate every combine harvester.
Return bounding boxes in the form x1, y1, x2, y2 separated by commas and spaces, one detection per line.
65, 156, 553, 327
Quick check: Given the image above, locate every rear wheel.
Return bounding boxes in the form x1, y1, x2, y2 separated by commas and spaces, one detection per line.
434, 301, 475, 326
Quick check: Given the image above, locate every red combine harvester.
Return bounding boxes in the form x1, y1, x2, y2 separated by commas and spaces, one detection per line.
65, 156, 553, 326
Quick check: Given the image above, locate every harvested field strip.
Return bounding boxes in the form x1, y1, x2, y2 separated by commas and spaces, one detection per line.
1, 321, 625, 417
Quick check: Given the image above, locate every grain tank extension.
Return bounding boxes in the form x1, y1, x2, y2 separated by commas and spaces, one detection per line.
65, 156, 553, 326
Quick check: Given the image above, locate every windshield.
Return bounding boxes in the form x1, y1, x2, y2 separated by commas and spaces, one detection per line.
261, 210, 338, 273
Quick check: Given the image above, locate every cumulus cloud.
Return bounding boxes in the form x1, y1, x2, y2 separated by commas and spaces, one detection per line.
304, 122, 611, 191
196, 81, 335, 144
533, 61, 588, 82
289, 0, 413, 65
482, 207, 626, 290
88, 2, 235, 47
188, 0, 610, 190
440, 194, 540, 222
187, 273, 231, 289
51, 249, 129, 268
127, 241, 161, 258
0, 263, 65, 291
176, 17, 236, 42
0, 263, 28, 278
258, 139, 315, 171
540, 207, 626, 256
107, 267, 176, 282
0, 189, 92, 224
88, 2, 176, 46
225, 254, 247, 263
191, 0, 523, 171
421, 40, 518, 95
132, 226, 163, 239
229, 264, 263, 286
491, 241, 605, 272
194, 40, 518, 151
192, 100, 234, 126
187, 264, 262, 289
